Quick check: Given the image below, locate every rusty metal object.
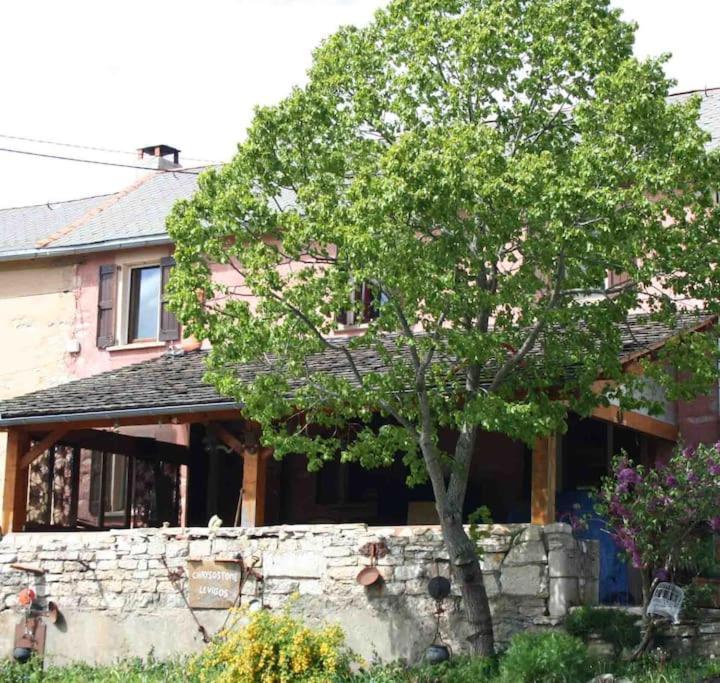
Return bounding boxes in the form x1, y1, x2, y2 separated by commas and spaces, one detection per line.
358, 540, 388, 559
356, 543, 383, 586
428, 576, 451, 601
14, 617, 46, 659
10, 563, 45, 575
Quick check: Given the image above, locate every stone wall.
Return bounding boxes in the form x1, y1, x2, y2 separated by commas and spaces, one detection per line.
0, 523, 598, 664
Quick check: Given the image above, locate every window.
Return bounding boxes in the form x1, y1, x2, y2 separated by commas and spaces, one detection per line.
337, 281, 386, 327
88, 452, 129, 525
128, 266, 161, 342
103, 453, 128, 515
95, 256, 180, 348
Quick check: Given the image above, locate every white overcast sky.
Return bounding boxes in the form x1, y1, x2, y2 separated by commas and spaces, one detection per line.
0, 0, 717, 208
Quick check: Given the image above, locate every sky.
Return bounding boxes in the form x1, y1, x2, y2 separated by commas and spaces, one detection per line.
0, 0, 718, 208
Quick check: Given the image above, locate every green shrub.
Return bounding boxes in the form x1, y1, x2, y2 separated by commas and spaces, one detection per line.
345, 655, 497, 683
499, 631, 591, 683
564, 606, 641, 655
190, 608, 356, 682
0, 655, 189, 682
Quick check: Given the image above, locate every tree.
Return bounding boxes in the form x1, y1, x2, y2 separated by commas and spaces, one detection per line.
596, 443, 720, 657
167, 0, 720, 655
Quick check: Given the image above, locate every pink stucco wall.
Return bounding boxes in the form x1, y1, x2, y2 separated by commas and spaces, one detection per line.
67, 246, 177, 379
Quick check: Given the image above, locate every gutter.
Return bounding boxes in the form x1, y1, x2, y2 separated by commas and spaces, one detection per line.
0, 234, 173, 263
0, 401, 239, 428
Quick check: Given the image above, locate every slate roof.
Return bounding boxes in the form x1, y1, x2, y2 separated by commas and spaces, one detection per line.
1, 89, 719, 261
0, 193, 116, 254
670, 88, 720, 151
0, 169, 207, 259
0, 313, 712, 425
0, 167, 300, 259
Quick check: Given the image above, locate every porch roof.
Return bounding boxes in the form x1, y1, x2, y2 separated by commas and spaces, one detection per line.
0, 312, 713, 427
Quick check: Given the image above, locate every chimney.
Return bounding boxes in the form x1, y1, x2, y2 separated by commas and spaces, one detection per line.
137, 144, 181, 170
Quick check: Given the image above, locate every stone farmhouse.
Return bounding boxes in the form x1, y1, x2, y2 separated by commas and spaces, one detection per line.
0, 92, 717, 662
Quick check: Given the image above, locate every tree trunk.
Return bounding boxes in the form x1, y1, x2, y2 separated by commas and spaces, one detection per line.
629, 570, 656, 661
439, 507, 495, 656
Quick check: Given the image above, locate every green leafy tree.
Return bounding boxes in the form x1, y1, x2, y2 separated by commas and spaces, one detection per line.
597, 443, 720, 655
168, 0, 720, 654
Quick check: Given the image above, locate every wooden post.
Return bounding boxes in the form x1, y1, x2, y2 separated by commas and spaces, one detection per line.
531, 434, 557, 525
240, 448, 269, 528
2, 429, 31, 533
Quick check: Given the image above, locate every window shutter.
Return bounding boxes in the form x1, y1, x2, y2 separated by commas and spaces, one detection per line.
96, 264, 117, 348
159, 256, 181, 341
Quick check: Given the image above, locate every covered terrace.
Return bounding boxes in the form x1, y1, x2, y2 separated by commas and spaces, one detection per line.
0, 315, 703, 540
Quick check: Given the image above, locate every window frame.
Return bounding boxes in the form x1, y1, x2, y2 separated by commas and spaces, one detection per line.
126, 264, 162, 343
116, 257, 163, 345
338, 281, 386, 328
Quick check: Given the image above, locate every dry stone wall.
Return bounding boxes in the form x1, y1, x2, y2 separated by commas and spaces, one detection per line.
0, 523, 598, 663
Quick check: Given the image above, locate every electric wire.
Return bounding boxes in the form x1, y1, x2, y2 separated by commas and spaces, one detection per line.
0, 132, 223, 164
0, 147, 214, 175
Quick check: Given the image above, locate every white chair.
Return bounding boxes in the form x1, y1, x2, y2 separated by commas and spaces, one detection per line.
647, 582, 684, 624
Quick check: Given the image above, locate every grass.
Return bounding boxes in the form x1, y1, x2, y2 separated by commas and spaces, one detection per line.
2, 654, 720, 682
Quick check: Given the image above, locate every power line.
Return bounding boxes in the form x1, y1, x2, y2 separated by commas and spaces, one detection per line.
0, 146, 213, 175
0, 132, 224, 164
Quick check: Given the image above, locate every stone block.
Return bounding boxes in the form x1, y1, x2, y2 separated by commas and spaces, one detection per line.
580, 578, 599, 606
96, 560, 118, 571
548, 547, 579, 578
323, 546, 351, 558
501, 565, 546, 596
264, 551, 326, 579
483, 573, 501, 598
480, 552, 505, 572
327, 566, 361, 581
580, 540, 600, 579
548, 577, 579, 617
519, 526, 544, 543
504, 540, 547, 566
393, 565, 427, 581
95, 550, 117, 561
42, 560, 64, 573
265, 579, 299, 595
298, 579, 323, 595
75, 581, 99, 596
188, 540, 211, 558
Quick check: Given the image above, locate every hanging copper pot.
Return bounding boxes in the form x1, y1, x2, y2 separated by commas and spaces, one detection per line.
356, 544, 382, 586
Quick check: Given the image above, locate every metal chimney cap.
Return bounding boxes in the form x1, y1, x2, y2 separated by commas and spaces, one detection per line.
137, 144, 181, 158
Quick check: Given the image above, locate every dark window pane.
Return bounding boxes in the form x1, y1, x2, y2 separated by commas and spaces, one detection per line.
129, 266, 161, 341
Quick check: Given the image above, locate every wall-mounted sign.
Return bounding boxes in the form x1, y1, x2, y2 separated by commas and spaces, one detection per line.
187, 559, 243, 609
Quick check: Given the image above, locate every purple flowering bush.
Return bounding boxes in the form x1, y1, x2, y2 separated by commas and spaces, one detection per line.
596, 442, 720, 608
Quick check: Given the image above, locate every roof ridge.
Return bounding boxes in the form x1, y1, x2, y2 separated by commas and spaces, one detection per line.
0, 192, 117, 213
35, 171, 159, 249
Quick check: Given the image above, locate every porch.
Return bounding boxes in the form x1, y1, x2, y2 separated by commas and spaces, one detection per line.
0, 349, 677, 540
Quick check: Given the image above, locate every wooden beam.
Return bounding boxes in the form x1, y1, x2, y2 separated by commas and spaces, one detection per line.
240, 447, 270, 527
19, 428, 68, 469
2, 429, 31, 533
8, 408, 242, 433
209, 423, 245, 456
53, 429, 192, 466
531, 435, 557, 526
591, 405, 678, 441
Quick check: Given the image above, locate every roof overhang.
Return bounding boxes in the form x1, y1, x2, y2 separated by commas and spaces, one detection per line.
0, 401, 240, 429
0, 234, 173, 264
